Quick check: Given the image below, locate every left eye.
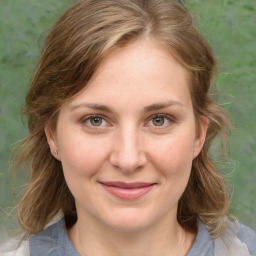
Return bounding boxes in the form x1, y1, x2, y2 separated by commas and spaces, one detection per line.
82, 115, 108, 127
147, 115, 172, 127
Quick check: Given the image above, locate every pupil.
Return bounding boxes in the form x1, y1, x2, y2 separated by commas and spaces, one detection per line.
90, 117, 102, 126
153, 117, 164, 126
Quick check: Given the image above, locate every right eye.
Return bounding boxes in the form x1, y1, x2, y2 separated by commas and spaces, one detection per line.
82, 115, 109, 128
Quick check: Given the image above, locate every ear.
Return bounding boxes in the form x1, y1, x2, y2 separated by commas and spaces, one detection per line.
44, 125, 61, 161
193, 115, 209, 159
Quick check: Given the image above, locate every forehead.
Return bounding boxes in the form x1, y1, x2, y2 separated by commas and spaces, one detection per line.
66, 39, 192, 111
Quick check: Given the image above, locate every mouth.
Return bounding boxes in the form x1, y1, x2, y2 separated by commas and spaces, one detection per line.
99, 181, 156, 200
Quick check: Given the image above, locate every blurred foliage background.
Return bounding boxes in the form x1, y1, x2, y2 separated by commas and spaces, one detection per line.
0, 0, 255, 236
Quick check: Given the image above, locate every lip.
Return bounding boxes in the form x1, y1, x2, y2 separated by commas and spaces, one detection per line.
99, 181, 156, 200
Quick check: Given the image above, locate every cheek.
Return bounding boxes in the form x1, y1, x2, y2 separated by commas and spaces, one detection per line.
58, 136, 111, 206
59, 135, 110, 177
149, 134, 195, 177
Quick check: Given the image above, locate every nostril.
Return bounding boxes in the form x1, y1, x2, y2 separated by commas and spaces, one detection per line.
109, 151, 147, 172
109, 131, 147, 172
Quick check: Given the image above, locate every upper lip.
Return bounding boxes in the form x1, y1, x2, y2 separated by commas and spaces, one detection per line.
100, 181, 156, 189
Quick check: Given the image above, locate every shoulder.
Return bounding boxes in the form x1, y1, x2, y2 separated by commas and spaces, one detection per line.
29, 219, 63, 256
187, 220, 215, 256
188, 218, 256, 256
30, 218, 61, 242
214, 218, 256, 256
0, 239, 29, 256
237, 222, 256, 255
29, 218, 79, 256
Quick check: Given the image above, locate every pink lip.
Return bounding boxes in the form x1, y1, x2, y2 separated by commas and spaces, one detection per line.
100, 181, 156, 200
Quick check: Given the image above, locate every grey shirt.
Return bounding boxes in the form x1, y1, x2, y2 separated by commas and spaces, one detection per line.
29, 219, 256, 256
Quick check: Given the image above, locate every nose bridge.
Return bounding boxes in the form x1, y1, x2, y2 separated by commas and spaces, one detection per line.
110, 123, 146, 172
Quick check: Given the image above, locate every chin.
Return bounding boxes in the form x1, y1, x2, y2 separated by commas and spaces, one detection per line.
101, 208, 158, 233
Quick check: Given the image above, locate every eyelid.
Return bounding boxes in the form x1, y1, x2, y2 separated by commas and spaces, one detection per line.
81, 114, 111, 128
150, 113, 175, 120
80, 113, 176, 129
145, 113, 176, 128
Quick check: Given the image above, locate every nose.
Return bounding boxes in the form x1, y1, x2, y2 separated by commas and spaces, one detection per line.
109, 126, 147, 173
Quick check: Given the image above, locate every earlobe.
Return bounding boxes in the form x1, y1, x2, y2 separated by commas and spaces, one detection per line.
193, 116, 209, 159
44, 126, 60, 160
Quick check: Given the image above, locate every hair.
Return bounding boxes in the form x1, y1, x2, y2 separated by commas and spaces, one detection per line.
13, 0, 232, 239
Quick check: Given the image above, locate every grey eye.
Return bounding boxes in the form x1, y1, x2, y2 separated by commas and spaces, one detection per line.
89, 116, 103, 126
152, 117, 165, 126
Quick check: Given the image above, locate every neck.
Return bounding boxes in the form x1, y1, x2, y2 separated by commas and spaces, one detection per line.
68, 212, 196, 256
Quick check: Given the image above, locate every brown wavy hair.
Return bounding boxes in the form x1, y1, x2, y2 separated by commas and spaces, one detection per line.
13, 0, 231, 238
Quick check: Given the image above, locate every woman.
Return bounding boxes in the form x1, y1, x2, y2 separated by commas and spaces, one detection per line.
1, 0, 256, 255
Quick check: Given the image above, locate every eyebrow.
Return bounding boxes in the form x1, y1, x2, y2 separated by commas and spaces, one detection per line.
69, 100, 184, 113
143, 100, 184, 112
69, 103, 115, 113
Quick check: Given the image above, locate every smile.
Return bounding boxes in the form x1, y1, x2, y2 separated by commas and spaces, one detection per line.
99, 181, 156, 200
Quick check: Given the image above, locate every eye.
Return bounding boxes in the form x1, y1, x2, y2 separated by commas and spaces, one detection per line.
152, 116, 165, 126
146, 114, 174, 128
82, 115, 109, 128
89, 116, 103, 126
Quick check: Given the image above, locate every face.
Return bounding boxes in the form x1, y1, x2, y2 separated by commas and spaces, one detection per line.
45, 40, 208, 232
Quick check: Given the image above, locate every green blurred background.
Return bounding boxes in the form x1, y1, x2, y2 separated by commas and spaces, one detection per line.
0, 0, 255, 236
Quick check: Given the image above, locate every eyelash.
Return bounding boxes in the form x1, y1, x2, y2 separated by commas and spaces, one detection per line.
146, 114, 175, 129
81, 114, 109, 128
81, 114, 175, 129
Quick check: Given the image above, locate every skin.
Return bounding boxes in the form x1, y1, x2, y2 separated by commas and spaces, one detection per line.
45, 39, 208, 256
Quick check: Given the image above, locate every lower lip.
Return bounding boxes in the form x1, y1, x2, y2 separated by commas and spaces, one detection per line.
100, 184, 155, 200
